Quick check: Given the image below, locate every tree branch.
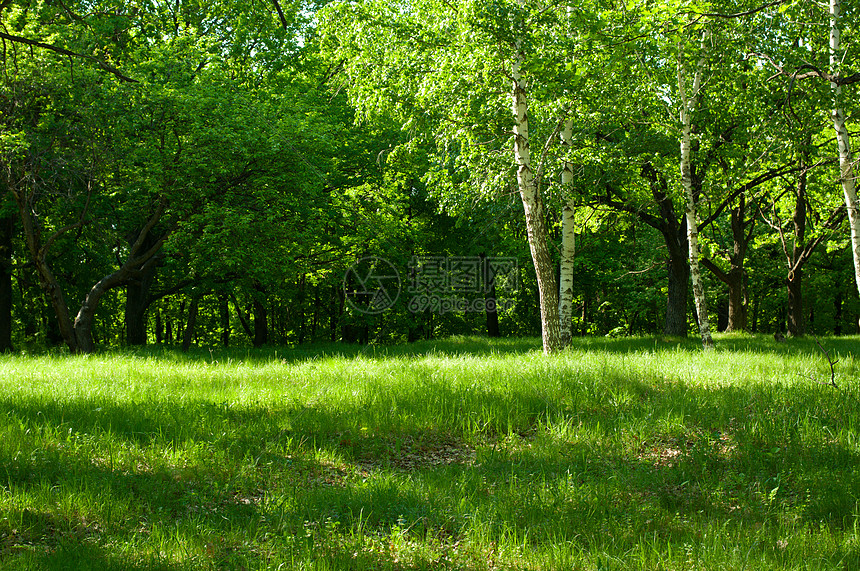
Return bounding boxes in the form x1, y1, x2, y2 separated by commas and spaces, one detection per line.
271, 0, 289, 30
698, 0, 787, 19
748, 52, 860, 86
0, 31, 137, 83
699, 162, 808, 230
796, 205, 846, 268
700, 257, 729, 283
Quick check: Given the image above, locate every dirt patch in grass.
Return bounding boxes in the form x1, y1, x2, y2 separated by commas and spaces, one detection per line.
637, 430, 738, 469
352, 433, 476, 473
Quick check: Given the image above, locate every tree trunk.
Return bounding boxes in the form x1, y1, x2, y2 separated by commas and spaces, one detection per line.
75, 242, 164, 353
253, 296, 268, 347
298, 275, 306, 344
479, 253, 500, 338
751, 291, 760, 333
834, 287, 843, 335
75, 270, 131, 352
331, 286, 342, 342
665, 251, 690, 336
181, 295, 200, 352
11, 184, 168, 353
124, 262, 157, 346
636, 163, 690, 337
558, 118, 575, 348
511, 44, 560, 354
220, 294, 230, 347
787, 164, 808, 337
230, 292, 253, 338
13, 191, 78, 352
725, 195, 752, 332
311, 287, 320, 341
772, 146, 845, 338
485, 280, 500, 338
716, 298, 728, 332
787, 267, 804, 337
727, 267, 748, 331
155, 308, 163, 344
700, 259, 748, 333
678, 32, 714, 350
830, 0, 860, 300
0, 213, 13, 352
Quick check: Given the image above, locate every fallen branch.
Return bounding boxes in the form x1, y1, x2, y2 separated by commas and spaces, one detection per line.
813, 337, 839, 389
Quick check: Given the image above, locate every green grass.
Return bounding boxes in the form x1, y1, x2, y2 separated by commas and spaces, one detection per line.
1, 334, 860, 569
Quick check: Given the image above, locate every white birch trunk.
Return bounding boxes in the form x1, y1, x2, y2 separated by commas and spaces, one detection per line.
830, 0, 860, 305
678, 34, 715, 350
559, 118, 575, 347
512, 47, 561, 354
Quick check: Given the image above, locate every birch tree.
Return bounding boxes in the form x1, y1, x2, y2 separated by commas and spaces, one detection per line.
558, 118, 576, 347
511, 31, 562, 352
320, 0, 595, 353
678, 28, 715, 349
829, 0, 860, 305
749, 0, 858, 319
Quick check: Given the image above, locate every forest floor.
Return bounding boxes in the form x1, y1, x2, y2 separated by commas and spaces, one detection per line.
0, 334, 859, 569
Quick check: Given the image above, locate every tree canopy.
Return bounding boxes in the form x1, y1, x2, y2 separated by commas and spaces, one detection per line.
0, 0, 857, 351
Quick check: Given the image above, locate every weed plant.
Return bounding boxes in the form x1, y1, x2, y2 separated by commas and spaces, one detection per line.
0, 334, 859, 569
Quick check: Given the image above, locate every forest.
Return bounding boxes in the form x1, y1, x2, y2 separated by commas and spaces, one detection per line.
0, 0, 858, 353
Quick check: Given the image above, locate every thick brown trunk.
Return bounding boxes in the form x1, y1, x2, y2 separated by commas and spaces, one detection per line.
125, 271, 157, 346
75, 272, 129, 352
772, 148, 845, 338
665, 253, 689, 336
16, 204, 78, 352
726, 268, 748, 332
638, 163, 689, 337
181, 295, 200, 352
12, 184, 168, 353
311, 287, 320, 341
726, 197, 751, 332
700, 260, 748, 333
124, 235, 159, 346
787, 153, 807, 338
331, 286, 342, 342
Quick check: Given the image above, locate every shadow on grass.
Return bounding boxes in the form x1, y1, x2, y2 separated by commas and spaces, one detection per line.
97, 336, 545, 365
94, 333, 860, 364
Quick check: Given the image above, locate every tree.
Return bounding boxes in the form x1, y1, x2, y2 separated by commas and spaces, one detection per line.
319, 0, 603, 352
749, 0, 859, 323
1, 0, 327, 351
678, 27, 715, 349
828, 0, 860, 312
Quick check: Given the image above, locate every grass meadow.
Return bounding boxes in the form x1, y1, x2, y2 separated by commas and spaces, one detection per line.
1, 334, 860, 569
